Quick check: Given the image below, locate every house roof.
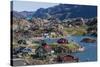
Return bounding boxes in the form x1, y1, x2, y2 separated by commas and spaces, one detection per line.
43, 45, 52, 52
55, 55, 78, 62
57, 38, 68, 44
22, 48, 32, 53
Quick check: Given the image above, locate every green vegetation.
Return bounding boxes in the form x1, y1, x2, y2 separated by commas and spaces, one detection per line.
64, 26, 87, 35
67, 42, 79, 50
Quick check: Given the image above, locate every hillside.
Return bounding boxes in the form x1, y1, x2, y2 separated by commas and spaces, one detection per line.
32, 4, 97, 20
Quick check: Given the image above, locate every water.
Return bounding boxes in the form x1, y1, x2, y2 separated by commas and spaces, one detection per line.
44, 35, 97, 62
68, 35, 97, 62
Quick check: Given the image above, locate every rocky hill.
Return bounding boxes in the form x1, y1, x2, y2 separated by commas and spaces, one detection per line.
12, 11, 34, 19
12, 4, 97, 38
32, 4, 97, 20
12, 4, 97, 20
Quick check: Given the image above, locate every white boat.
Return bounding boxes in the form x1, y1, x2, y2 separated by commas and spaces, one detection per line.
78, 47, 85, 52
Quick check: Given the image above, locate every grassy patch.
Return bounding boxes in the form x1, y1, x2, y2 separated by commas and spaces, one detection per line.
66, 42, 80, 51
64, 26, 87, 35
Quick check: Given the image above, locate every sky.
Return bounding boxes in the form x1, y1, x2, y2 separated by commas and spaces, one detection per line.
12, 1, 58, 12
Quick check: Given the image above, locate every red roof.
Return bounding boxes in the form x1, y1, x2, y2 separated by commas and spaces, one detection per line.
55, 55, 78, 62
63, 55, 74, 61
43, 44, 52, 52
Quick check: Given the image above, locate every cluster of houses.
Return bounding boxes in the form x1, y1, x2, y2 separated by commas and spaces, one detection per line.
13, 38, 79, 63
35, 38, 78, 62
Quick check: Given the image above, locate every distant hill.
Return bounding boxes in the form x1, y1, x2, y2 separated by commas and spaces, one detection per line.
19, 11, 34, 19
12, 4, 97, 20
32, 4, 97, 20
12, 11, 34, 19
11, 11, 26, 19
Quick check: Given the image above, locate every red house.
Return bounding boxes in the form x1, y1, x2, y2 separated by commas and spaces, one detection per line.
42, 43, 52, 52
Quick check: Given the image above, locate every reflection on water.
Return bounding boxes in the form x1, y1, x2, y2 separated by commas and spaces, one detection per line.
44, 35, 97, 62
